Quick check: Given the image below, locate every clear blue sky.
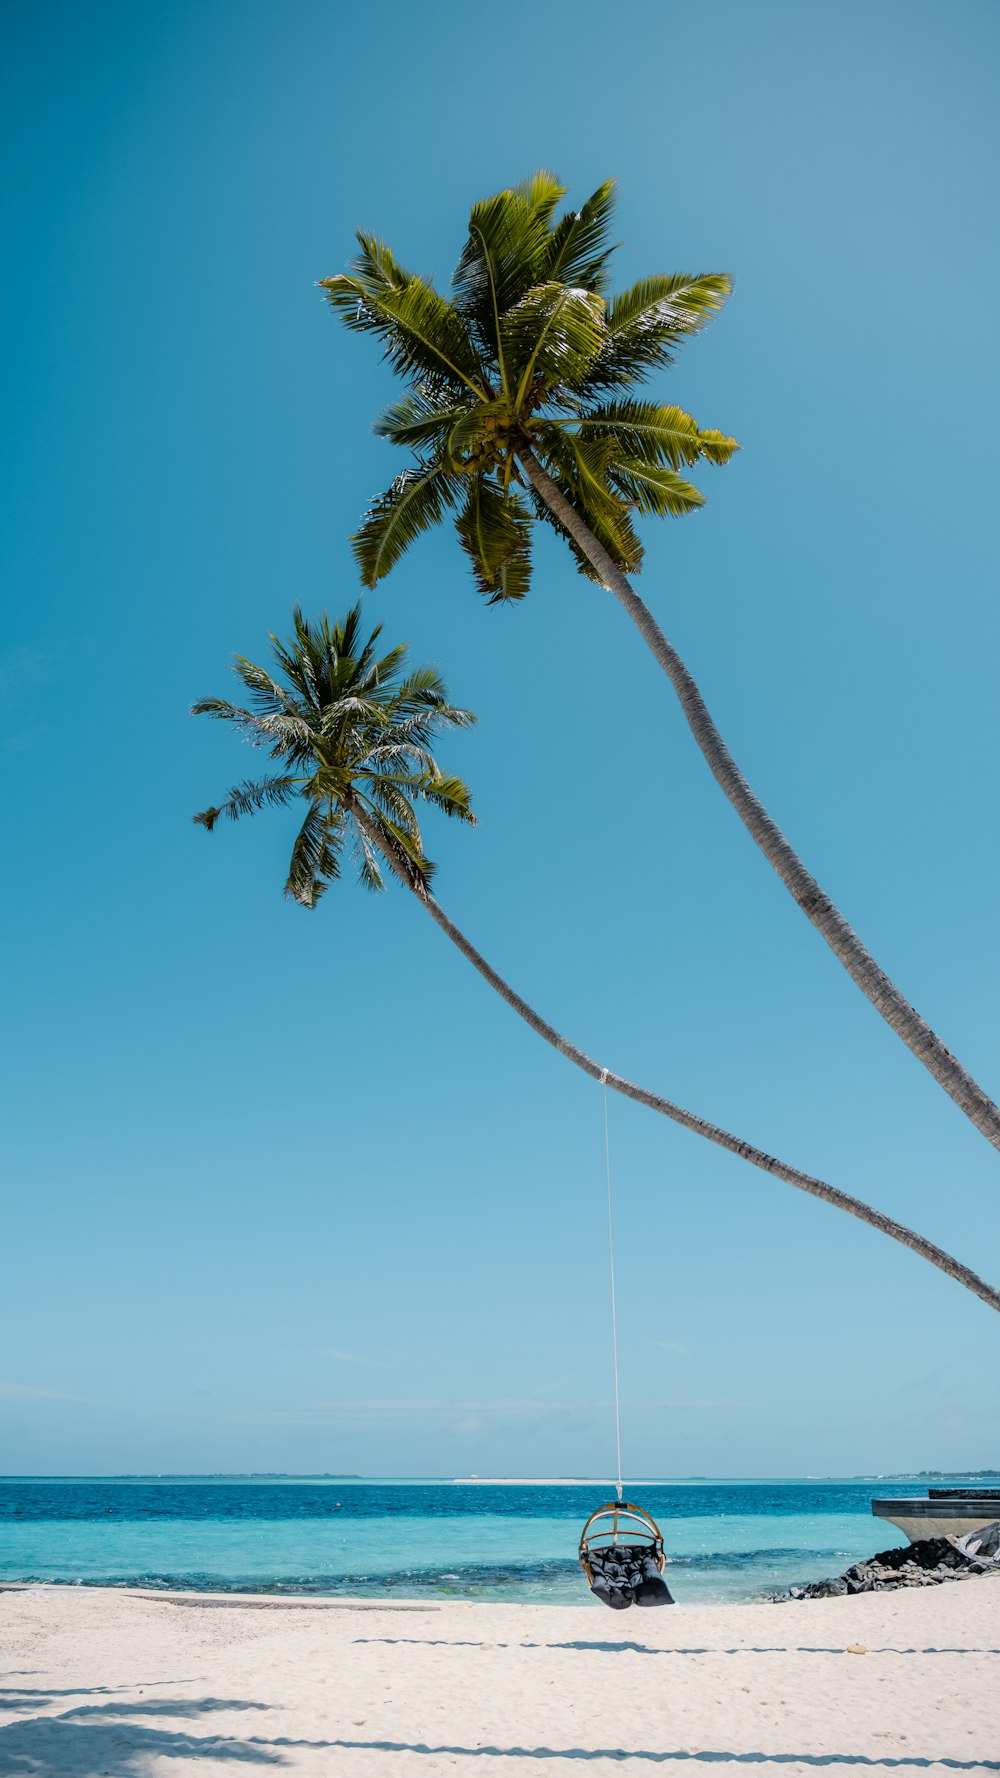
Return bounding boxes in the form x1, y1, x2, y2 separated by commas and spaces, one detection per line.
3, 0, 998, 1479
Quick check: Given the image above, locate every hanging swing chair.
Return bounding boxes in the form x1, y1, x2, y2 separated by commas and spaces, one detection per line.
577, 1072, 675, 1608
579, 1500, 674, 1609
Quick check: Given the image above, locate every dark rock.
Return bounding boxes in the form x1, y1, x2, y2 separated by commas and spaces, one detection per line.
772, 1520, 1000, 1601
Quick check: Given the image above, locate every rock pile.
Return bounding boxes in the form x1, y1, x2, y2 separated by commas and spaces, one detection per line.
777, 1520, 1000, 1599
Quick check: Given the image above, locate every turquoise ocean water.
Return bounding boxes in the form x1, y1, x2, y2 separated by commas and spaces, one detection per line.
1, 1477, 969, 1605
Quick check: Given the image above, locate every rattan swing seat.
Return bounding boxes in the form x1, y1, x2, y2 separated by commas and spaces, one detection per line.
579, 1502, 674, 1609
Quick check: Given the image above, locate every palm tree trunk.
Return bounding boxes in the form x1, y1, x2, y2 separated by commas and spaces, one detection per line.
518, 446, 1000, 1157
351, 805, 1000, 1313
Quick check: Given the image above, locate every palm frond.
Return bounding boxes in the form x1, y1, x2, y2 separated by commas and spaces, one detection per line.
193, 774, 303, 831
379, 815, 433, 885
693, 426, 741, 467
360, 744, 438, 779
608, 460, 706, 517
514, 168, 567, 225
576, 401, 738, 470
367, 775, 423, 839
455, 479, 533, 602
358, 795, 431, 887
222, 656, 306, 719
188, 697, 277, 747
501, 284, 606, 403
533, 424, 625, 522
393, 665, 477, 726
347, 230, 412, 293
353, 818, 386, 893
318, 231, 411, 331
408, 770, 477, 823
528, 433, 643, 578
607, 272, 733, 336
582, 273, 733, 391
452, 189, 553, 363
322, 274, 485, 395
352, 463, 461, 586
540, 179, 618, 291
374, 388, 475, 452
285, 801, 343, 907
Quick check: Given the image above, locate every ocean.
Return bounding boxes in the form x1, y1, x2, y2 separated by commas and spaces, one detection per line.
1, 1476, 972, 1605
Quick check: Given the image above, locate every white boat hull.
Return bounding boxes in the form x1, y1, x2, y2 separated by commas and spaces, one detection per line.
872, 1497, 1000, 1543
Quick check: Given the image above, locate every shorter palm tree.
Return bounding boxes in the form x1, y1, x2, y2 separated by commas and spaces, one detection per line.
192, 606, 1000, 1313
193, 605, 476, 901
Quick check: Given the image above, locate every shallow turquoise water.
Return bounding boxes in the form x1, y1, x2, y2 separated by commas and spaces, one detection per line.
0, 1477, 958, 1605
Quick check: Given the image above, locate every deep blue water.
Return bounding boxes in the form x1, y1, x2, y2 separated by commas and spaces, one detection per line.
0, 1476, 969, 1605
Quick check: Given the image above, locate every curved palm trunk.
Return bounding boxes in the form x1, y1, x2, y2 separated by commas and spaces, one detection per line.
518, 447, 1000, 1157
351, 806, 1000, 1313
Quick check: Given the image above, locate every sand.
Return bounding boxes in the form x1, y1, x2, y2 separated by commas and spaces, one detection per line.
1, 1578, 997, 1776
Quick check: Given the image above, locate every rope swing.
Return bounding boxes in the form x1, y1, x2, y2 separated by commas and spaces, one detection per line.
602, 1069, 624, 1506
578, 1074, 674, 1609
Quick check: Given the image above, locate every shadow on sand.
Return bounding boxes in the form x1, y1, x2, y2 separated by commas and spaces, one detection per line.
328, 1741, 1000, 1769
0, 1689, 336, 1776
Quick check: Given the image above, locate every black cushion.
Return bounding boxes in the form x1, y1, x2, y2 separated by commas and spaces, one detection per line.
584, 1542, 674, 1609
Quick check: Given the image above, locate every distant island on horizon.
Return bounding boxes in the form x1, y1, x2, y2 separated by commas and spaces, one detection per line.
3, 1469, 997, 1483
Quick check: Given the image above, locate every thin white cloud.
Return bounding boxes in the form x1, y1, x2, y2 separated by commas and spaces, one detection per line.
319, 1348, 391, 1368
654, 1340, 691, 1357
648, 1398, 744, 1410
0, 1382, 83, 1402
224, 1393, 741, 1432
226, 1397, 577, 1431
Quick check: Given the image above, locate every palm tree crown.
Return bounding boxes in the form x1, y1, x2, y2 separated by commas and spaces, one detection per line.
192, 605, 475, 904
320, 171, 738, 601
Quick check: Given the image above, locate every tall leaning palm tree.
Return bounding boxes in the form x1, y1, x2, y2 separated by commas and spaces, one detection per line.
192, 605, 1000, 1313
319, 172, 1000, 1156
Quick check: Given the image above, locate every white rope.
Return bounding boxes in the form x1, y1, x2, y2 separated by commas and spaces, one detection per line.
600, 1068, 623, 1503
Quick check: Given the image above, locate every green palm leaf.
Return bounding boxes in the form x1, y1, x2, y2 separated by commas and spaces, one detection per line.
455, 479, 533, 602
500, 284, 605, 403
514, 168, 567, 225
452, 188, 554, 365
394, 664, 474, 722
528, 432, 643, 577
606, 272, 733, 336
407, 770, 476, 821
321, 273, 484, 394
193, 774, 302, 831
540, 178, 618, 291
286, 802, 344, 906
374, 389, 475, 452
341, 230, 412, 297
353, 463, 461, 586
354, 819, 386, 893
608, 460, 706, 517
533, 424, 625, 522
577, 401, 739, 470
582, 273, 733, 390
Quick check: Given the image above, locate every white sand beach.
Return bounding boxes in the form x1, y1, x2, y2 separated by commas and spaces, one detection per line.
1, 1578, 997, 1776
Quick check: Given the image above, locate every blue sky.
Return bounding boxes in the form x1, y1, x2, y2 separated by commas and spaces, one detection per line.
2, 0, 998, 1479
